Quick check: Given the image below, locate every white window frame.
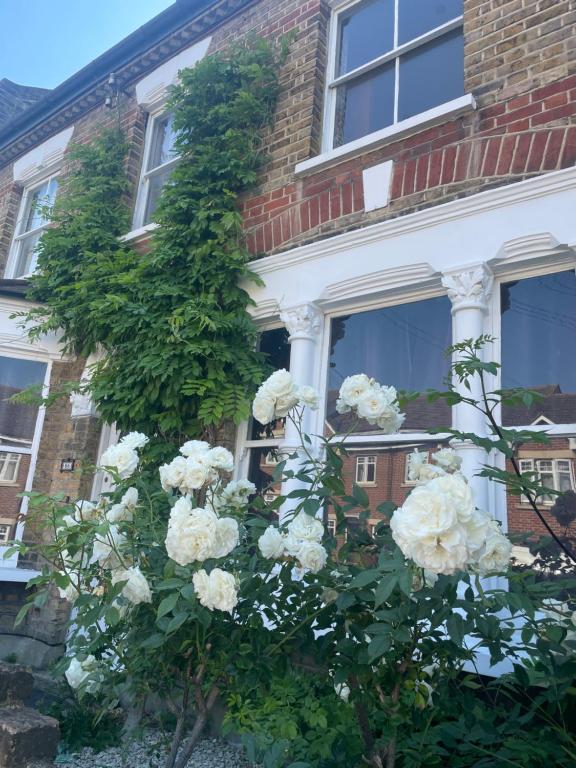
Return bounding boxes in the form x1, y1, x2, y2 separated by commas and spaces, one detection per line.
356, 455, 377, 485
0, 452, 22, 485
0, 524, 11, 544
133, 109, 180, 230
0, 351, 51, 576
518, 458, 575, 505
404, 449, 429, 485
5, 172, 59, 279
323, 0, 465, 152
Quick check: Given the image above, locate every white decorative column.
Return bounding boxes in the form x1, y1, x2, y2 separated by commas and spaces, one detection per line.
278, 303, 323, 521
442, 266, 494, 512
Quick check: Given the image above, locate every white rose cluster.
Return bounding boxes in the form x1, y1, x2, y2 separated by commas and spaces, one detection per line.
159, 440, 235, 494
165, 496, 239, 566
390, 473, 511, 576
192, 568, 238, 613
252, 369, 319, 425
407, 447, 463, 484
336, 374, 405, 433
93, 525, 127, 570
257, 511, 328, 574
100, 432, 149, 480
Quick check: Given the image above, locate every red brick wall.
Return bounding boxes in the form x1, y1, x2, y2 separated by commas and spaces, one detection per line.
0, 453, 31, 521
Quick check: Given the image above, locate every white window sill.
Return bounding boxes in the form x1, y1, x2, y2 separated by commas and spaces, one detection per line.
120, 222, 159, 243
295, 94, 476, 177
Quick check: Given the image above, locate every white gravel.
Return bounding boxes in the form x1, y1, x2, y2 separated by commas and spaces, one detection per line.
30, 730, 254, 768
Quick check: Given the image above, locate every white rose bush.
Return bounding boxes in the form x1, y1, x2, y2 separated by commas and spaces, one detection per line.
11, 339, 576, 768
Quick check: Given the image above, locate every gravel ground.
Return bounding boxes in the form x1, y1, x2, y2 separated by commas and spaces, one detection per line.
29, 730, 254, 768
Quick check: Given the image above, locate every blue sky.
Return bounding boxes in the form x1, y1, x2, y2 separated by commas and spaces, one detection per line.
0, 1, 175, 89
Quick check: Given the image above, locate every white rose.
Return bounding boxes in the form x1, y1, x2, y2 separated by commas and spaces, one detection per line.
258, 526, 286, 559
65, 656, 96, 690
261, 369, 295, 398
298, 385, 320, 410
193, 568, 238, 613
74, 500, 98, 522
356, 388, 393, 423
297, 541, 327, 573
410, 530, 469, 574
334, 682, 350, 703
180, 458, 211, 494
473, 521, 512, 576
283, 531, 303, 557
121, 487, 139, 509
274, 390, 300, 418
180, 440, 210, 458
159, 456, 188, 492
93, 525, 126, 569
112, 566, 152, 605
165, 505, 218, 565
414, 463, 446, 483
253, 392, 276, 425
287, 510, 324, 542
120, 432, 149, 450
100, 443, 139, 479
206, 446, 234, 472
210, 517, 239, 559
376, 407, 405, 434
432, 448, 462, 473
219, 479, 256, 509
338, 374, 372, 408
335, 397, 351, 414
106, 503, 132, 524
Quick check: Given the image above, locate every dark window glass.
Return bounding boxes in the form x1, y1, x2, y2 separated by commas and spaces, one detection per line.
334, 63, 395, 147
0, 357, 47, 447
398, 0, 463, 45
327, 296, 452, 432
398, 28, 464, 121
337, 0, 394, 76
250, 328, 290, 440
501, 271, 576, 426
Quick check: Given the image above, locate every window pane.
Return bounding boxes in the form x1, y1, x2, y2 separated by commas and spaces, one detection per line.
327, 296, 452, 432
337, 0, 395, 76
13, 231, 41, 278
23, 179, 58, 232
501, 271, 576, 426
398, 28, 464, 121
0, 357, 47, 447
147, 114, 177, 171
250, 328, 290, 440
143, 167, 174, 224
398, 0, 463, 45
334, 63, 395, 147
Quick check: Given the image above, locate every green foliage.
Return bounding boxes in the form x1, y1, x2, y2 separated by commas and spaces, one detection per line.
26, 38, 285, 438
225, 673, 363, 768
40, 694, 123, 753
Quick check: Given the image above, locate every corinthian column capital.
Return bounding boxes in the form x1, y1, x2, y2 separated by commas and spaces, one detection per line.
442, 265, 494, 313
279, 303, 323, 342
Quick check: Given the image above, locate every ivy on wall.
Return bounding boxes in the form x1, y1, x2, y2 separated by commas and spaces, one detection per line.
26, 38, 285, 440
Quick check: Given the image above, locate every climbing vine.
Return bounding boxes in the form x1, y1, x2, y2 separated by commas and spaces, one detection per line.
26, 38, 285, 440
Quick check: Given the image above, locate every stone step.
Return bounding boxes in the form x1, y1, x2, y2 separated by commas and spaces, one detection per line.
0, 707, 59, 768
0, 664, 34, 707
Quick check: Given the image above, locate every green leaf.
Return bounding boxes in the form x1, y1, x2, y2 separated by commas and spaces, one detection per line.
350, 569, 380, 589
166, 611, 190, 634
368, 634, 391, 662
157, 592, 179, 618
374, 576, 397, 607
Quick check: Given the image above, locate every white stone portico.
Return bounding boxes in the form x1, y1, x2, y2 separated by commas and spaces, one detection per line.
238, 164, 576, 527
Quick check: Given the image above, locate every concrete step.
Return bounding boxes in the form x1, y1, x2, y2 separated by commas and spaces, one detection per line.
0, 664, 33, 707
0, 707, 59, 768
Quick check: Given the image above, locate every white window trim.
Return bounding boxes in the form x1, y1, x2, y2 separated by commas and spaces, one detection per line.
0, 452, 22, 485
0, 353, 51, 576
518, 458, 575, 505
5, 172, 59, 279
132, 109, 179, 231
300, 0, 470, 175
356, 455, 377, 485
0, 524, 11, 544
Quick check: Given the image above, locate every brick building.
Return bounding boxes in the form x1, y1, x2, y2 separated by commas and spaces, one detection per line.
0, 0, 575, 665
